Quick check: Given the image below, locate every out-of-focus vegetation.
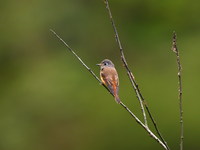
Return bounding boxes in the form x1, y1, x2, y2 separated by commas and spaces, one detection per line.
0, 0, 200, 150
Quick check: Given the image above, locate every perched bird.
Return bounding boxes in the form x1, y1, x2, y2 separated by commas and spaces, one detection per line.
97, 59, 120, 103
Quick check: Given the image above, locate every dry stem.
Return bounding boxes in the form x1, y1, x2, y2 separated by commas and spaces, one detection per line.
172, 31, 183, 150
104, 0, 148, 128
104, 1, 170, 149
50, 29, 168, 150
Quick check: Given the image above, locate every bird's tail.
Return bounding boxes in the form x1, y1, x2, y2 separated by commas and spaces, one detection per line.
114, 95, 121, 104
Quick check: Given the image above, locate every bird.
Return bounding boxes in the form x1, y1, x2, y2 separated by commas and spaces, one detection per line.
96, 59, 120, 103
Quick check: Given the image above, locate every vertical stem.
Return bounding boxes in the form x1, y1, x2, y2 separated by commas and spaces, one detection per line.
104, 0, 148, 127
172, 31, 183, 150
104, 1, 170, 149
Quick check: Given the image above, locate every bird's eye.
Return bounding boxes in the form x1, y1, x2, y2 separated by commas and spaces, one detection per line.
104, 62, 107, 66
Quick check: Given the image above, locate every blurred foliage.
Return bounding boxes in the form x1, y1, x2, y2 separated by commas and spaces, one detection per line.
0, 0, 200, 150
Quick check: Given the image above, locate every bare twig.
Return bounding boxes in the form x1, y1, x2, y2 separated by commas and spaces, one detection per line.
50, 29, 167, 150
103, 1, 170, 149
172, 31, 183, 150
50, 29, 101, 82
120, 102, 167, 150
104, 0, 148, 127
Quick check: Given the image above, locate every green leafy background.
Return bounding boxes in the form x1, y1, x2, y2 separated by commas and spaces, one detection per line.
0, 0, 199, 150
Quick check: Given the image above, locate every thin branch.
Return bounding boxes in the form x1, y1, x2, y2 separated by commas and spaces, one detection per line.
172, 31, 183, 150
50, 29, 101, 82
104, 0, 148, 128
50, 29, 167, 150
120, 102, 167, 150
103, 1, 170, 149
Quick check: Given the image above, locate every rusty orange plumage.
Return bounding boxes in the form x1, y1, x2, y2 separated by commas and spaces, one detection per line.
97, 59, 120, 103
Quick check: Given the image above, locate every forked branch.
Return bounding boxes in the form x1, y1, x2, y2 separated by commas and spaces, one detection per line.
104, 0, 148, 128
172, 31, 183, 150
104, 1, 170, 149
50, 29, 167, 150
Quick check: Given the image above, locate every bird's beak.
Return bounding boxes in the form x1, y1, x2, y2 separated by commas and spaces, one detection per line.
96, 63, 101, 66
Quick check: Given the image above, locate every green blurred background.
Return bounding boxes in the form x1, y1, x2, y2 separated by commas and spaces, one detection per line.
0, 0, 200, 150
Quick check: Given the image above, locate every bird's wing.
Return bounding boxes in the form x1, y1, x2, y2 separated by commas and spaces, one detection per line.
101, 68, 119, 96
